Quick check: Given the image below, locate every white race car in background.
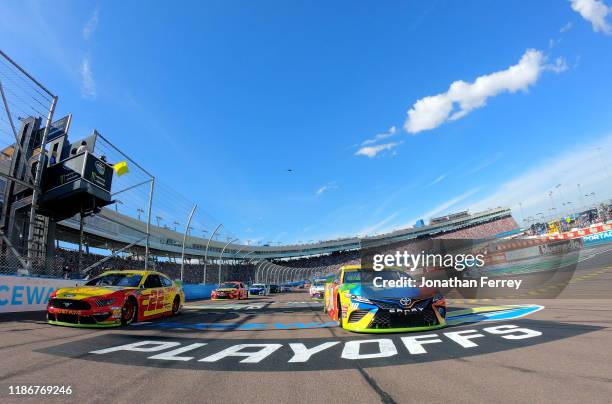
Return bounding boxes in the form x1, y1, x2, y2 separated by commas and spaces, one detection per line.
309, 278, 326, 299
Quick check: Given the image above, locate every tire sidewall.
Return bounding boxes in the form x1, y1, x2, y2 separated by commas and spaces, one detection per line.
172, 296, 181, 315
337, 297, 343, 328
121, 298, 137, 326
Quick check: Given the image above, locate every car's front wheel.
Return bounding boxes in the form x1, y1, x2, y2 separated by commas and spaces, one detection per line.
121, 298, 137, 326
172, 296, 181, 315
336, 297, 343, 329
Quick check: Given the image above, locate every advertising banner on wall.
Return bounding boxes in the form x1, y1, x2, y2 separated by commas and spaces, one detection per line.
0, 276, 84, 313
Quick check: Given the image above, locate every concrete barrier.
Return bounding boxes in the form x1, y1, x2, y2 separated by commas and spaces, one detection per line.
0, 275, 85, 313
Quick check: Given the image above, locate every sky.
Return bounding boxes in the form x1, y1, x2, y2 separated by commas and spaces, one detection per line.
2, 0, 612, 245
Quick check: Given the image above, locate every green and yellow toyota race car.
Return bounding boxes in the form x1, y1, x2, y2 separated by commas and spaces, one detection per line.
324, 265, 446, 333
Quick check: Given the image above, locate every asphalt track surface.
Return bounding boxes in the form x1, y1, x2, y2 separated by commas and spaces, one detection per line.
1, 248, 612, 404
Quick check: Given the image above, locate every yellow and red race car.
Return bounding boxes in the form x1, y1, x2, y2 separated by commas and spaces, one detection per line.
47, 270, 184, 328
211, 281, 248, 300
324, 265, 446, 333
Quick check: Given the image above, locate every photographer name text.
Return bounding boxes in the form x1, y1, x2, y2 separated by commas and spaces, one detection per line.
373, 276, 523, 290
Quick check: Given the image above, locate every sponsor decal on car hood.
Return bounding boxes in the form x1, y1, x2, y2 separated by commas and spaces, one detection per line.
55, 286, 126, 299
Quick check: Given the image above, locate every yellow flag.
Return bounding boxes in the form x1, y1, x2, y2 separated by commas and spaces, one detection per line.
113, 161, 129, 176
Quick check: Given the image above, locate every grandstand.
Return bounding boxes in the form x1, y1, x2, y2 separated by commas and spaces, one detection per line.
55, 206, 516, 261
47, 206, 519, 282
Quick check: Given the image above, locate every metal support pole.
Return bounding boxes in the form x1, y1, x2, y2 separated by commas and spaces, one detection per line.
253, 260, 259, 283
253, 260, 265, 283
239, 250, 256, 280
203, 223, 222, 283
278, 267, 285, 284
0, 80, 38, 184
282, 267, 291, 284
180, 204, 197, 281
233, 246, 248, 260
273, 266, 283, 284
77, 208, 84, 275
263, 262, 273, 283
26, 95, 57, 273
246, 257, 260, 282
267, 264, 275, 284
277, 266, 284, 284
83, 235, 148, 274
261, 262, 272, 284
144, 178, 155, 270
258, 262, 270, 283
111, 179, 154, 197
218, 238, 237, 285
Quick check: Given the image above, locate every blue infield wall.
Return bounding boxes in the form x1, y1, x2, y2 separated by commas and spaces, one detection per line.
182, 284, 217, 301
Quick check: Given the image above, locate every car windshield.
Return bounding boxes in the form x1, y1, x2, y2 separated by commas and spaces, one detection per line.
252, 284, 265, 288
85, 273, 142, 287
220, 282, 238, 288
313, 280, 325, 286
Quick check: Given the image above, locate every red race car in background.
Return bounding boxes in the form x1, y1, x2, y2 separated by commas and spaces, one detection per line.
211, 281, 248, 300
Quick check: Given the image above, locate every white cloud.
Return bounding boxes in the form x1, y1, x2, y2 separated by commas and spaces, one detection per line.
362, 188, 480, 237
358, 212, 399, 237
316, 182, 338, 196
464, 153, 503, 176
570, 0, 612, 34
429, 174, 447, 186
80, 56, 96, 99
355, 142, 401, 158
83, 8, 99, 40
546, 57, 569, 73
560, 22, 573, 33
404, 188, 480, 227
362, 126, 397, 145
404, 49, 556, 134
469, 134, 612, 221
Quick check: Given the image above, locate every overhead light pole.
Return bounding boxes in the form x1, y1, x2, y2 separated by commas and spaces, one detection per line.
277, 266, 285, 284
256, 261, 268, 283
218, 238, 238, 286
277, 266, 287, 284
267, 263, 277, 284
180, 204, 197, 282
203, 223, 222, 284
251, 259, 264, 283
262, 262, 272, 284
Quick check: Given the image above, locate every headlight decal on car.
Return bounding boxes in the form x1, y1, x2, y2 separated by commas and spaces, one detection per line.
95, 298, 116, 307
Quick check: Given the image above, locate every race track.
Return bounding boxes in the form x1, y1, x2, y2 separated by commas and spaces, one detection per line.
2, 249, 612, 404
